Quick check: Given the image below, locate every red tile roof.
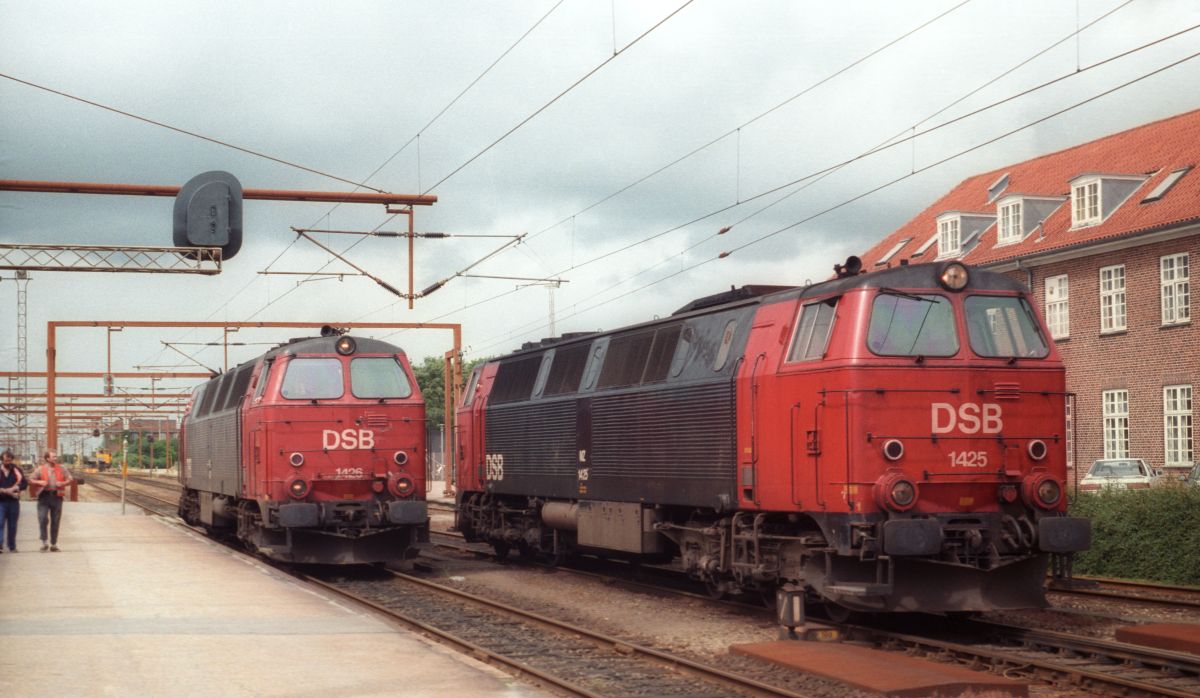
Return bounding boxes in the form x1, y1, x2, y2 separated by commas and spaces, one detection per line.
861, 109, 1200, 268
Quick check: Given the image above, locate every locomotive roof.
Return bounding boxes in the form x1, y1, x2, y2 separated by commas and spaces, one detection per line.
493, 262, 1025, 361
263, 335, 406, 360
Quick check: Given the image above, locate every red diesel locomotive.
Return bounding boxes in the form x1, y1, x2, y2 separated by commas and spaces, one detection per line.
179, 331, 429, 564
455, 260, 1090, 614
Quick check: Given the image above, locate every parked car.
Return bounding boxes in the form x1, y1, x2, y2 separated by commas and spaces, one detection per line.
1079, 458, 1159, 491
1184, 463, 1200, 487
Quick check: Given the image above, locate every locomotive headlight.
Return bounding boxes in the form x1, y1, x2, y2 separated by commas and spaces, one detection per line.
289, 452, 305, 467
288, 478, 309, 499
335, 336, 357, 355
890, 480, 916, 508
390, 475, 415, 497
371, 478, 386, 493
393, 450, 409, 466
882, 439, 905, 461
1022, 474, 1062, 509
876, 474, 918, 512
939, 262, 969, 291
1027, 440, 1048, 461
1036, 479, 1061, 507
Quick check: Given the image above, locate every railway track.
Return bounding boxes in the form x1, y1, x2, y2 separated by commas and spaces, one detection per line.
1050, 577, 1200, 611
90, 486, 805, 696
850, 617, 1200, 697
427, 524, 1200, 696
86, 477, 179, 514
307, 568, 808, 698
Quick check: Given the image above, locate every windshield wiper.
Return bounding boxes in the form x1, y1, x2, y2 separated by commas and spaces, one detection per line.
879, 288, 936, 303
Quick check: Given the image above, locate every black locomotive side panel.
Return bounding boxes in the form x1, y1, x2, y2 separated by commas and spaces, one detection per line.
588, 381, 735, 508
485, 398, 578, 499
183, 410, 241, 497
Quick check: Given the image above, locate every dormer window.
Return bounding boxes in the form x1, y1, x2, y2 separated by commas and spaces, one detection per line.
937, 216, 961, 258
1072, 179, 1100, 227
997, 199, 1023, 245
1070, 173, 1148, 228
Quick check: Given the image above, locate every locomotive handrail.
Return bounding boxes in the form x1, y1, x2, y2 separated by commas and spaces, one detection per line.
865, 432, 1061, 442
819, 387, 961, 395
975, 389, 1073, 396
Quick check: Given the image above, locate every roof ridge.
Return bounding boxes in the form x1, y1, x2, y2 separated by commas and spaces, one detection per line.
970, 108, 1200, 182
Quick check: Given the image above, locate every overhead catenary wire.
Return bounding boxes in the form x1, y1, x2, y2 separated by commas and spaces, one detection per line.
134, 4, 570, 368
462, 46, 1200, 356
365, 16, 1191, 349
0, 73, 388, 194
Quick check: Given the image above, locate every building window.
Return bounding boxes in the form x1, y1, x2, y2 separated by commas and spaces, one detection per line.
1103, 389, 1129, 459
997, 200, 1022, 245
1044, 274, 1069, 339
1099, 265, 1126, 333
937, 217, 961, 258
1164, 385, 1193, 467
909, 233, 938, 259
1072, 179, 1100, 226
1161, 253, 1190, 325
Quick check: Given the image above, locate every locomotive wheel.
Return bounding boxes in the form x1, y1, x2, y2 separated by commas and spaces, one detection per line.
491, 542, 510, 560
704, 577, 726, 600
822, 601, 856, 624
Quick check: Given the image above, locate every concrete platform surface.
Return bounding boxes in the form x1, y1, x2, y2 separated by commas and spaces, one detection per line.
732, 639, 1027, 697
1115, 622, 1200, 656
0, 501, 543, 697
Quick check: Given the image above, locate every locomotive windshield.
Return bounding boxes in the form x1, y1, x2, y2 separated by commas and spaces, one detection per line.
867, 292, 958, 357
964, 295, 1049, 358
350, 357, 413, 398
280, 358, 344, 400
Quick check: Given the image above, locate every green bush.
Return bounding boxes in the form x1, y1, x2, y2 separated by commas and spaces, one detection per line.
1068, 487, 1200, 586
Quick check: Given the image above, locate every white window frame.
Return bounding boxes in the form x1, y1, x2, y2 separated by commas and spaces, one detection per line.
1099, 265, 1126, 333
937, 216, 961, 258
996, 200, 1023, 245
1161, 253, 1190, 325
1072, 179, 1101, 227
1103, 389, 1129, 459
910, 233, 938, 259
1164, 385, 1193, 467
1044, 274, 1069, 339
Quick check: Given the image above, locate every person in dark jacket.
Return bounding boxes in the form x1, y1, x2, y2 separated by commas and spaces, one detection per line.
0, 449, 27, 553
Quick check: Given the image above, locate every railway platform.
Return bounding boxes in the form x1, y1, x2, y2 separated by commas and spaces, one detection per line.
0, 501, 545, 697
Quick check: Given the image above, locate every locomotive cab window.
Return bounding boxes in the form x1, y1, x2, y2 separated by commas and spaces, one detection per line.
350, 357, 413, 399
787, 298, 838, 362
222, 364, 256, 411
964, 295, 1049, 358
281, 358, 345, 400
868, 292, 958, 357
490, 354, 543, 404
462, 366, 482, 406
544, 344, 590, 396
253, 360, 273, 400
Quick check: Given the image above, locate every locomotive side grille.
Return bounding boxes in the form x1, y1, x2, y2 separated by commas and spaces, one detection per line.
486, 401, 577, 477
182, 411, 241, 496
993, 382, 1021, 400
363, 412, 389, 427
592, 382, 734, 480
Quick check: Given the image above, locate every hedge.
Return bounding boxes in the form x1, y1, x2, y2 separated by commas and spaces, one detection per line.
1068, 487, 1200, 586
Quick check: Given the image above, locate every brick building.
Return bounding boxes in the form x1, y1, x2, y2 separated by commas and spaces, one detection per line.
860, 110, 1199, 481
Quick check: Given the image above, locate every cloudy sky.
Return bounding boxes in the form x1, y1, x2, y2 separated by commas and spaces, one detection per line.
2, 0, 1199, 441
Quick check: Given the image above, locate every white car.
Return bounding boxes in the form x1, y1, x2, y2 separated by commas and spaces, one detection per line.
1079, 458, 1158, 492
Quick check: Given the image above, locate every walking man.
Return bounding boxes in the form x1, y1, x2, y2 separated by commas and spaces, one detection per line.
0, 449, 26, 552
29, 449, 73, 552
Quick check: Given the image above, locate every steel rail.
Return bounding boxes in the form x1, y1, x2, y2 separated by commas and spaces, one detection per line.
1049, 584, 1200, 610
297, 575, 606, 698
365, 568, 807, 698
848, 621, 1200, 698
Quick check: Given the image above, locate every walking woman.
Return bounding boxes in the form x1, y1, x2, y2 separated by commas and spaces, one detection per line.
0, 449, 27, 553
29, 449, 73, 552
